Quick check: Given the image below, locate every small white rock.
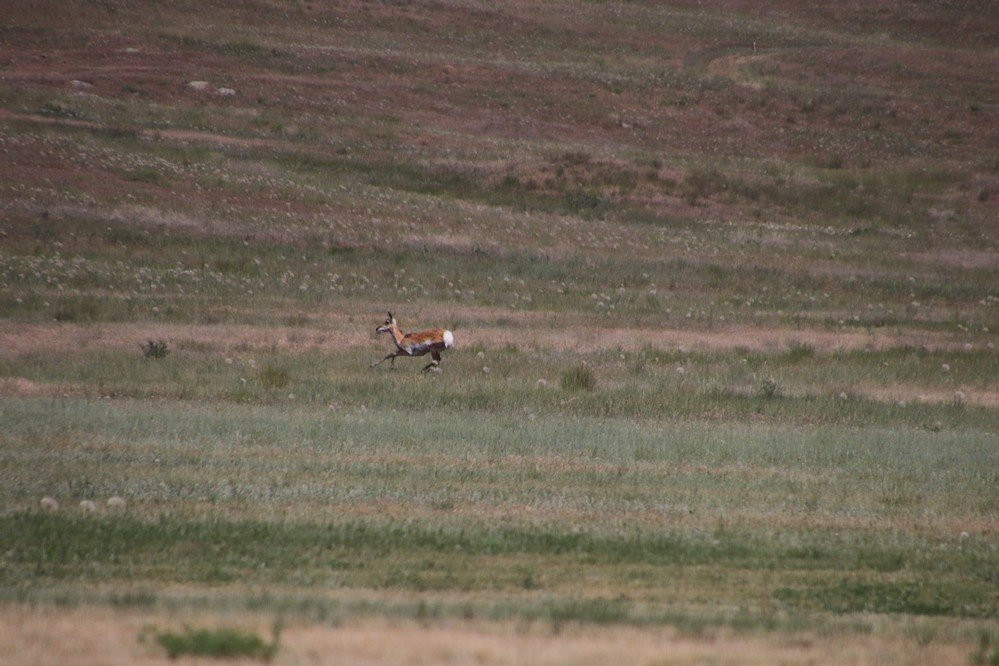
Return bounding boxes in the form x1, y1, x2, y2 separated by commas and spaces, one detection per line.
69, 80, 92, 89
838, 392, 849, 400
964, 343, 973, 351
676, 366, 686, 375
107, 496, 127, 510
217, 87, 236, 96
123, 47, 140, 54
476, 351, 485, 359
482, 366, 490, 374
959, 531, 970, 539
79, 500, 98, 513
40, 496, 59, 511
537, 379, 547, 387
941, 363, 950, 372
187, 80, 210, 91
953, 390, 966, 406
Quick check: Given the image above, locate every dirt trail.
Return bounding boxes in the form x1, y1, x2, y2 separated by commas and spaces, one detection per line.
0, 317, 973, 358
0, 109, 292, 151
851, 385, 999, 409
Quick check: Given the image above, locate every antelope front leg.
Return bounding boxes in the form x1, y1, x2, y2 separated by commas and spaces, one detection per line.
372, 352, 400, 368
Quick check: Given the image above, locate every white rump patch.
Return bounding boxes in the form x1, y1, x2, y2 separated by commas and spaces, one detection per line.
443, 330, 454, 348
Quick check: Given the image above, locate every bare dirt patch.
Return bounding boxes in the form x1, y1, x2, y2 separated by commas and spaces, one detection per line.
461, 322, 972, 354
0, 322, 364, 357
906, 250, 999, 270
853, 385, 999, 409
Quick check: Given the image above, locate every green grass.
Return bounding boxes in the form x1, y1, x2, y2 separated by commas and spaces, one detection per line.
3, 512, 995, 620
1, 346, 994, 428
1, 390, 990, 632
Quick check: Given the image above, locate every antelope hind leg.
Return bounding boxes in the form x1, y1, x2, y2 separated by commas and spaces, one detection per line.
422, 351, 442, 373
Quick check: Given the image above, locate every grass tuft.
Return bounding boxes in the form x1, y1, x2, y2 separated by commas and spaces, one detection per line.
561, 365, 596, 392
140, 340, 169, 360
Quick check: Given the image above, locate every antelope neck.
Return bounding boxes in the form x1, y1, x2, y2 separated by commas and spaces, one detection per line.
389, 321, 406, 347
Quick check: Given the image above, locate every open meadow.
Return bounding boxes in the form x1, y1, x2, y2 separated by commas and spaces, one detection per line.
0, 1, 997, 663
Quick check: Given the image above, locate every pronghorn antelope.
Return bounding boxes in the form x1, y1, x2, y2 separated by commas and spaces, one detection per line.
372, 312, 454, 372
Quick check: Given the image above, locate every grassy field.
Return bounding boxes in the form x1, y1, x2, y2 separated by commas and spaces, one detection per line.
1, 1, 997, 663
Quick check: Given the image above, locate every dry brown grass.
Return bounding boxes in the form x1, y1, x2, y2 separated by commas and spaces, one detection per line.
0, 319, 976, 359
0, 605, 978, 666
850, 385, 999, 409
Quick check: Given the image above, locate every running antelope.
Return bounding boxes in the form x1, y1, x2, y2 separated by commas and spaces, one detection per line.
372, 312, 454, 372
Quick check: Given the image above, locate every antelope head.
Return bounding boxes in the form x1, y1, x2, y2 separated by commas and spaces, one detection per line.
375, 311, 396, 335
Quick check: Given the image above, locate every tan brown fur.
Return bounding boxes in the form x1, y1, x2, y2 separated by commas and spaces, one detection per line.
372, 312, 454, 372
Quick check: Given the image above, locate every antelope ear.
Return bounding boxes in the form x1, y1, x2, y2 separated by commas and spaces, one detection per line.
387, 311, 393, 319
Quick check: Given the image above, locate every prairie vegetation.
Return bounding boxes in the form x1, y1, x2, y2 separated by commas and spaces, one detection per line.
0, 0, 996, 663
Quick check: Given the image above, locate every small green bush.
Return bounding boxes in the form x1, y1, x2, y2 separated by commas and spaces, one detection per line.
156, 625, 278, 660
140, 339, 169, 359
258, 364, 291, 389
971, 631, 999, 666
561, 365, 596, 392
784, 343, 815, 364
757, 377, 782, 399
563, 189, 605, 211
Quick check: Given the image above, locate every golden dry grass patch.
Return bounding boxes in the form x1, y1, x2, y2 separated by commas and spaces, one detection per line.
0, 605, 978, 666
0, 377, 83, 398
